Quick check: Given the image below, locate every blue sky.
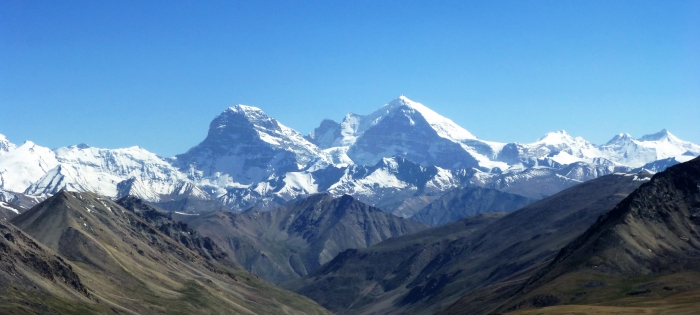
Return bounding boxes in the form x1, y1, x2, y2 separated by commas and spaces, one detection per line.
1, 0, 698, 157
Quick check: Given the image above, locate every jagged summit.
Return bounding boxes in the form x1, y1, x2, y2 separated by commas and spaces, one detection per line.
214, 104, 281, 132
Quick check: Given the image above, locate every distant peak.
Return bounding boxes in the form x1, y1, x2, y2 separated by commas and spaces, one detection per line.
639, 129, 678, 142
605, 132, 634, 145
537, 130, 573, 143
376, 96, 476, 141
75, 143, 90, 149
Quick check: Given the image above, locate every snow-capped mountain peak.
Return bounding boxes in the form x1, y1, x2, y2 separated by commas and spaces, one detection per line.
226, 104, 274, 124
381, 96, 477, 141
535, 130, 575, 145
606, 133, 634, 145
173, 105, 330, 186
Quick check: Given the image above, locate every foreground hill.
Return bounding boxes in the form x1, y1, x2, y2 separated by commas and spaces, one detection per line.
478, 156, 700, 314
8, 191, 330, 315
178, 194, 427, 284
285, 172, 649, 315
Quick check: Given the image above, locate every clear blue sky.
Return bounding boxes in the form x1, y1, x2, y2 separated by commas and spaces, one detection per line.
1, 0, 698, 157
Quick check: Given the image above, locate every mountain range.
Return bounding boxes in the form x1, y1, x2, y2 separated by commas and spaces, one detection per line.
1, 96, 698, 222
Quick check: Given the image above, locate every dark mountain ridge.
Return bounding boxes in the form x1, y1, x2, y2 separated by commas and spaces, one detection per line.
410, 186, 535, 226
178, 193, 428, 284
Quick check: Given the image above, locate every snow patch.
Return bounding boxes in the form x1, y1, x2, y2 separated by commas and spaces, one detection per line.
0, 202, 19, 214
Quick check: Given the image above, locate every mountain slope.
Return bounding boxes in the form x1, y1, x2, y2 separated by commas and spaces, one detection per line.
489, 156, 700, 313
410, 186, 535, 226
0, 220, 95, 314
179, 194, 428, 284
10, 191, 331, 315
285, 172, 649, 315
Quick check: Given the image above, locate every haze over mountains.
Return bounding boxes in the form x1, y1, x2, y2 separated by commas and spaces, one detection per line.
1, 96, 698, 219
